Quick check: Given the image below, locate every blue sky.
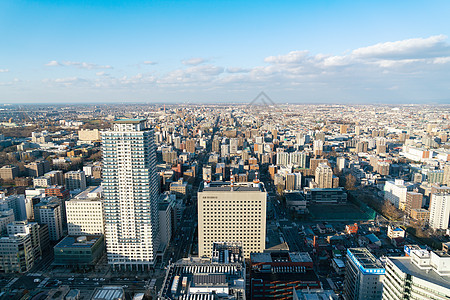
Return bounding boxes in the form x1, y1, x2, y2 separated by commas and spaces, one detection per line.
1, 0, 450, 103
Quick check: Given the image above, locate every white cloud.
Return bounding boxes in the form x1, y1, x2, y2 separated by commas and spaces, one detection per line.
143, 61, 157, 65
0, 69, 9, 73
45, 60, 61, 67
352, 35, 450, 59
182, 58, 207, 66
33, 35, 450, 103
45, 60, 112, 69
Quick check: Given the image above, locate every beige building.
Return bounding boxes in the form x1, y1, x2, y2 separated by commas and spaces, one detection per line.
66, 198, 104, 235
78, 129, 101, 141
315, 163, 333, 189
198, 181, 267, 258
0, 165, 19, 180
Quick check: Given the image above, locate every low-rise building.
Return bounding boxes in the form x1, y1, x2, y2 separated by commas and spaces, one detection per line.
250, 251, 321, 299
159, 242, 246, 300
53, 235, 105, 268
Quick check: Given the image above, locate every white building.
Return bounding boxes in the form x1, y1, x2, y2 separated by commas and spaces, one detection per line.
102, 119, 160, 271
384, 179, 414, 210
66, 187, 104, 236
198, 181, 267, 258
276, 152, 290, 166
429, 193, 450, 230
383, 249, 450, 300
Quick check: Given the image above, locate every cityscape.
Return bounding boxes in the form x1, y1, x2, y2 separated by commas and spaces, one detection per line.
0, 103, 448, 299
1, 1, 450, 300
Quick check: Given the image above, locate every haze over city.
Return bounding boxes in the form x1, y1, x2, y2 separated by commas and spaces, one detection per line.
1, 0, 450, 103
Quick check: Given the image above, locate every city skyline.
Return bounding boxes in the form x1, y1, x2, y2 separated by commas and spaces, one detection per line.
1, 1, 450, 103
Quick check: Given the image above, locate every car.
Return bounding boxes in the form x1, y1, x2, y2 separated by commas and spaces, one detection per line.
68, 278, 74, 281
122, 285, 128, 288
84, 278, 89, 281
93, 278, 99, 281
99, 278, 105, 281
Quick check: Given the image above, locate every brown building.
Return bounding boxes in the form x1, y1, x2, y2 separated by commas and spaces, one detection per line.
405, 192, 423, 216
186, 139, 196, 154
410, 208, 430, 222
25, 161, 50, 178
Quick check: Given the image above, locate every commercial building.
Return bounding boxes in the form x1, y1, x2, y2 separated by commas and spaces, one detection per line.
429, 193, 450, 230
344, 248, 385, 300
64, 170, 87, 191
102, 119, 160, 270
66, 193, 104, 236
250, 251, 320, 299
198, 181, 267, 258
159, 242, 246, 300
382, 248, 450, 300
53, 235, 105, 268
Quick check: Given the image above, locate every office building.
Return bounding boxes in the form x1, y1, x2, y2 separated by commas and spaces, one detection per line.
64, 170, 87, 191
429, 193, 450, 230
344, 248, 385, 300
315, 163, 333, 189
198, 181, 267, 258
382, 249, 450, 300
66, 194, 104, 236
102, 119, 160, 270
33, 199, 63, 241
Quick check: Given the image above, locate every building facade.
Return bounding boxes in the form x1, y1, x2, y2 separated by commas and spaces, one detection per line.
198, 181, 267, 258
102, 119, 160, 270
344, 248, 385, 300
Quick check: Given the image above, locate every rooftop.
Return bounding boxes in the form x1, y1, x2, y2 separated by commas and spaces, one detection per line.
55, 235, 103, 249
389, 257, 450, 288
199, 181, 265, 192
347, 248, 384, 273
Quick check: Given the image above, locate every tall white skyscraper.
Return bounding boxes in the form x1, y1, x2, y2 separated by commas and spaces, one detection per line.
102, 119, 160, 271
429, 193, 450, 230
